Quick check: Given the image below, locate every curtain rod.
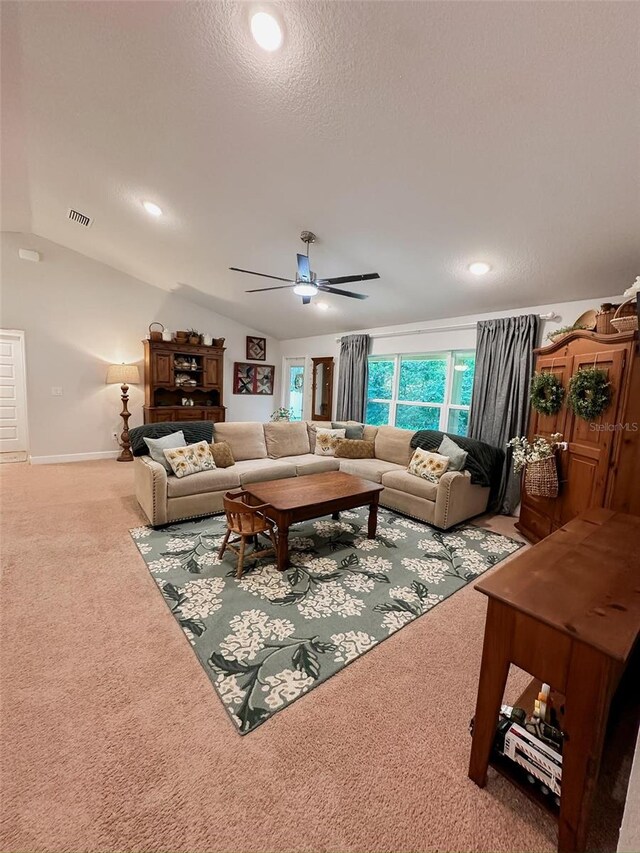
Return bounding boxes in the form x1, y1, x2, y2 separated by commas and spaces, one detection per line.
334, 312, 560, 342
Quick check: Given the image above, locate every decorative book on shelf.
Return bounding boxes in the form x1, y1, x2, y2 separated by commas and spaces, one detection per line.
142, 339, 226, 424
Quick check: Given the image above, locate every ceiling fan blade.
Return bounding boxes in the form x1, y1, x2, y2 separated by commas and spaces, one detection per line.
230, 267, 295, 283
296, 254, 311, 282
245, 284, 298, 293
318, 285, 368, 300
317, 273, 380, 286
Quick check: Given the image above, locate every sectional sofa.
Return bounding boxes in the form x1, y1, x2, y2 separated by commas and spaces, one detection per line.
134, 420, 490, 530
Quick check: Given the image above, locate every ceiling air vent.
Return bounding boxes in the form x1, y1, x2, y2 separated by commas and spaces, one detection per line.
67, 208, 93, 228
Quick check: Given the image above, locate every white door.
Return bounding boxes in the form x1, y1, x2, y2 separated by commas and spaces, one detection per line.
283, 358, 306, 421
0, 330, 28, 458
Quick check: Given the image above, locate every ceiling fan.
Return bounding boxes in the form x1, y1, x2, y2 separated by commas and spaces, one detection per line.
230, 231, 380, 305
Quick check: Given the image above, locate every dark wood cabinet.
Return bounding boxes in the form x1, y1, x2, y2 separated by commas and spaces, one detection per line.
143, 340, 226, 424
517, 330, 639, 543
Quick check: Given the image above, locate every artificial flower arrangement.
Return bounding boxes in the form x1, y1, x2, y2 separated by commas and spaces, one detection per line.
270, 407, 293, 422
507, 433, 563, 498
507, 433, 563, 473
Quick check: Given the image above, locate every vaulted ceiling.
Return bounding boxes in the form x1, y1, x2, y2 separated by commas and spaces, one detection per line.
2, 1, 639, 339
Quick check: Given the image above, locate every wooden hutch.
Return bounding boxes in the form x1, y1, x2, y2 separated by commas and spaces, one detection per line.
143, 339, 226, 424
517, 329, 640, 543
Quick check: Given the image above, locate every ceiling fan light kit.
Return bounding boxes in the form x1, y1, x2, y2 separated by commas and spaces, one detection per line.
230, 230, 380, 305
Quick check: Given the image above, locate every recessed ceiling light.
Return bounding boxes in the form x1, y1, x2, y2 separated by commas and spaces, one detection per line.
469, 261, 491, 276
250, 12, 282, 51
316, 301, 329, 311
293, 282, 318, 297
142, 200, 163, 217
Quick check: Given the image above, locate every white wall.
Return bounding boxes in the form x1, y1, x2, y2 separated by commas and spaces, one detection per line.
279, 294, 622, 420
0, 232, 280, 461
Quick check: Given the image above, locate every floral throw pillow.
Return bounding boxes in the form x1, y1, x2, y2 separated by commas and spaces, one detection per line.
164, 440, 217, 478
314, 428, 347, 457
407, 448, 450, 482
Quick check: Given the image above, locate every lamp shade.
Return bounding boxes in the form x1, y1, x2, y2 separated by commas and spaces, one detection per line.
106, 363, 140, 385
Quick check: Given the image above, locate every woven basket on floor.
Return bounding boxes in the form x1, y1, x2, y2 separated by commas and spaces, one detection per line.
611, 298, 638, 333
524, 456, 559, 498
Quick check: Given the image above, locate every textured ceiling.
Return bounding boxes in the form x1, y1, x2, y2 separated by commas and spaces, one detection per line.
2, 0, 639, 339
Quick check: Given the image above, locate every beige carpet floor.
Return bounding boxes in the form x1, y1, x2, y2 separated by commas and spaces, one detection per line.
0, 461, 629, 852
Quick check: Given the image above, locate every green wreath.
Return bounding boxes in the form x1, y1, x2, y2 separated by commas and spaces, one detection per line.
530, 372, 564, 416
567, 367, 611, 421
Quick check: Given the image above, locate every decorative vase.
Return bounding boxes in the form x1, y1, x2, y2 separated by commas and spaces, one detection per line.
202, 334, 212, 346
162, 328, 173, 342
189, 335, 201, 345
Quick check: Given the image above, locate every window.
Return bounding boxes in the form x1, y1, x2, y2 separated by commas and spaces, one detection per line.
365, 350, 475, 436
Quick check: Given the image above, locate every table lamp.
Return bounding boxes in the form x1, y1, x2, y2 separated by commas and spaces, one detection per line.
106, 363, 140, 462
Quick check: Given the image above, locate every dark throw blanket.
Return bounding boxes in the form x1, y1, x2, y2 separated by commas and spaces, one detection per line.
410, 430, 505, 512
129, 421, 214, 457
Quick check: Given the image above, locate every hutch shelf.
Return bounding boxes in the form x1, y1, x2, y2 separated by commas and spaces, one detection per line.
143, 339, 226, 424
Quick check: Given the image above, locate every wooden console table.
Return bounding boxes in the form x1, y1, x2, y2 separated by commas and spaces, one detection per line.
468, 508, 640, 853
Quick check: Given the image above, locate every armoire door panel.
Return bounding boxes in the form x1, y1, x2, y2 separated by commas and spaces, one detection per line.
555, 348, 626, 525
203, 357, 221, 387
528, 356, 572, 439
153, 352, 173, 385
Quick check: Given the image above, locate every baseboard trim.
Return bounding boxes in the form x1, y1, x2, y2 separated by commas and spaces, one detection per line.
30, 450, 120, 465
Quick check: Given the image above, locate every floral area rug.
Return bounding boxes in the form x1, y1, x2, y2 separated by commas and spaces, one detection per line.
131, 509, 522, 734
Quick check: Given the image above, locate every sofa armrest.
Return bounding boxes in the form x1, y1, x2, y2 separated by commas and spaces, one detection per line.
134, 456, 168, 526
433, 470, 490, 530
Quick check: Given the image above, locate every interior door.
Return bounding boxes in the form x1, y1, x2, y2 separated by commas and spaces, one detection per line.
555, 348, 626, 527
283, 359, 305, 421
0, 330, 28, 457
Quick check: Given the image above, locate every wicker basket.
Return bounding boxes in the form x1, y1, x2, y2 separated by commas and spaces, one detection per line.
595, 304, 619, 335
611, 298, 638, 333
148, 322, 164, 342
524, 456, 559, 498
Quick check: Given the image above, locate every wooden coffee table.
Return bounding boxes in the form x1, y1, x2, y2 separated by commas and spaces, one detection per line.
244, 471, 384, 571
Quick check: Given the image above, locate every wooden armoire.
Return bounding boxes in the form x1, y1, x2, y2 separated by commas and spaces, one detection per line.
143, 339, 226, 424
517, 329, 640, 543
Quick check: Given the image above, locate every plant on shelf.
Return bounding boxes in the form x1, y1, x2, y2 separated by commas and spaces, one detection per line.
187, 328, 201, 345
545, 323, 588, 342
507, 433, 563, 498
271, 407, 292, 422
567, 367, 611, 421
530, 371, 565, 416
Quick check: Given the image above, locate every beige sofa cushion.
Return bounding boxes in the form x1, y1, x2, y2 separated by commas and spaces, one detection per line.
381, 469, 438, 502
213, 422, 267, 461
233, 458, 297, 485
362, 425, 379, 442
338, 458, 405, 483
264, 422, 311, 458
307, 421, 331, 452
284, 454, 341, 476
167, 466, 241, 498
375, 426, 415, 466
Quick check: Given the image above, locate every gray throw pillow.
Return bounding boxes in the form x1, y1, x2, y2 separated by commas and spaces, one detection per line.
438, 434, 468, 472
331, 421, 365, 440
144, 430, 186, 471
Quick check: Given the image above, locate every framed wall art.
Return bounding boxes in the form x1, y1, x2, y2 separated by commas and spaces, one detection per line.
246, 335, 266, 361
233, 362, 275, 395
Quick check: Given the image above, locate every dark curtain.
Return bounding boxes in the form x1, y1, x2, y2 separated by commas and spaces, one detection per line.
468, 315, 539, 515
336, 334, 370, 421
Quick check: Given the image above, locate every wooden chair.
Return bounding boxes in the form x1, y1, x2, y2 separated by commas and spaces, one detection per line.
218, 490, 278, 578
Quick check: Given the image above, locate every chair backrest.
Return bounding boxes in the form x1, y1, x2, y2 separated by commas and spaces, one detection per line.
222, 491, 270, 534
